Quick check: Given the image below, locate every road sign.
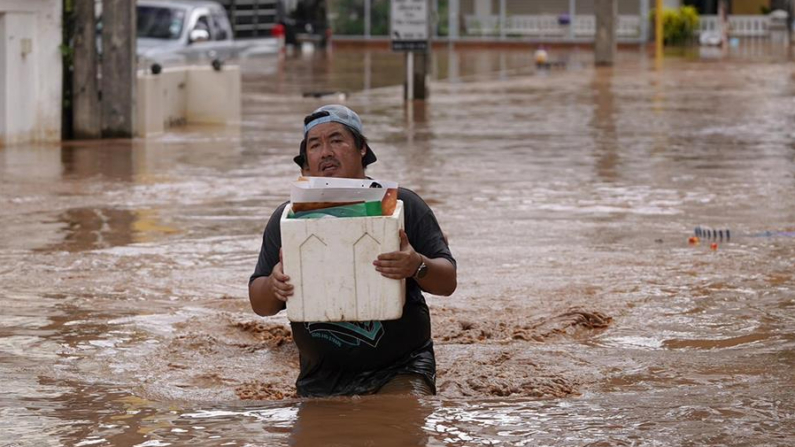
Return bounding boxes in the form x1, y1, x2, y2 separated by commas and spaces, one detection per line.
391, 0, 429, 52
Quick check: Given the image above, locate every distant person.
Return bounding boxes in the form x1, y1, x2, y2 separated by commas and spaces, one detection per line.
248, 105, 457, 397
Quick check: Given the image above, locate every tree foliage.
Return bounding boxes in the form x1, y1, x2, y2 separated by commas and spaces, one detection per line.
331, 0, 393, 36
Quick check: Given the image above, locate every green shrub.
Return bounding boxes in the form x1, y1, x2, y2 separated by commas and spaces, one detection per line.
370, 0, 390, 36
331, 0, 364, 36
437, 0, 449, 37
651, 5, 700, 45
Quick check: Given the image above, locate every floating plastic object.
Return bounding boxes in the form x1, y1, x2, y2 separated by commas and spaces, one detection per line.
534, 49, 548, 66
688, 236, 700, 245
699, 31, 722, 46
710, 243, 718, 250
694, 226, 795, 240
694, 226, 730, 241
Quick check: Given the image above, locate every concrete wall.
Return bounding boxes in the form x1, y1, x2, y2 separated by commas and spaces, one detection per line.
0, 0, 62, 146
136, 65, 241, 138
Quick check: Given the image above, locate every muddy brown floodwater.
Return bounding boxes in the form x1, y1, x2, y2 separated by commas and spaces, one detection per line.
1, 44, 794, 446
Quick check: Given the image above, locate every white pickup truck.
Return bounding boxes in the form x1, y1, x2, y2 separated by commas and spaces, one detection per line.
136, 0, 282, 67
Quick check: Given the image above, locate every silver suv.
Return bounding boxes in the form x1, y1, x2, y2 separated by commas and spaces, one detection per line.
137, 0, 279, 66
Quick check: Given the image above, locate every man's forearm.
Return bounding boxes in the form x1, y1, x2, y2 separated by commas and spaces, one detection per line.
415, 257, 457, 296
248, 276, 285, 316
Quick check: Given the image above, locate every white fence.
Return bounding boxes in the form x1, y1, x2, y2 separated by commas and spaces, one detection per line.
463, 14, 775, 40
464, 15, 642, 39
699, 15, 771, 37
463, 15, 501, 36
573, 15, 641, 38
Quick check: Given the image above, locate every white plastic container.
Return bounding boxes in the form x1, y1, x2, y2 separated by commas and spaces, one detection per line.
280, 200, 405, 322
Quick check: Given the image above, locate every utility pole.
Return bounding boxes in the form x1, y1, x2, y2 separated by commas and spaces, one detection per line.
364, 0, 371, 39
448, 0, 459, 41
640, 0, 649, 44
655, 0, 663, 66
594, 0, 617, 65
569, 0, 576, 40
72, 0, 101, 138
499, 0, 506, 40
718, 0, 729, 48
101, 0, 136, 138
409, 53, 428, 100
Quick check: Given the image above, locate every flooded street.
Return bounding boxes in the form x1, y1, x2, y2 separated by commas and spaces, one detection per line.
1, 44, 794, 446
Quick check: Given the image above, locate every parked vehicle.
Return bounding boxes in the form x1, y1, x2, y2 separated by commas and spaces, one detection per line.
280, 0, 330, 48
136, 0, 282, 67
217, 0, 330, 48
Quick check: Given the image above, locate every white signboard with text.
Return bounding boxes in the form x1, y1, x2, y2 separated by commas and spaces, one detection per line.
391, 0, 429, 52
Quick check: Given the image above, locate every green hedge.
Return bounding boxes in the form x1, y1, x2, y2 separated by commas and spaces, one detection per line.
331, 0, 390, 36
652, 5, 700, 45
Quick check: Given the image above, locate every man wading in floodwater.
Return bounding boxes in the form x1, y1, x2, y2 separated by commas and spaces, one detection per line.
248, 105, 457, 397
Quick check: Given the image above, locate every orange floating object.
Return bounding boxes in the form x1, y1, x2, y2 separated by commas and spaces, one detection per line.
688, 236, 700, 245
711, 243, 718, 250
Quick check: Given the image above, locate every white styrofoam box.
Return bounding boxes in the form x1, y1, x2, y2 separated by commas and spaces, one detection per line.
281, 200, 405, 322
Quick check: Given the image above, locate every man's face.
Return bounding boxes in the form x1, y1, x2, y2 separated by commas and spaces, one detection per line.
304, 122, 366, 178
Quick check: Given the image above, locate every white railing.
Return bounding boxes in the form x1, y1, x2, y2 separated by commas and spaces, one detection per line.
463, 14, 775, 40
699, 15, 719, 33
463, 14, 641, 39
572, 15, 641, 38
506, 15, 564, 37
463, 15, 500, 36
729, 15, 771, 36
698, 15, 771, 37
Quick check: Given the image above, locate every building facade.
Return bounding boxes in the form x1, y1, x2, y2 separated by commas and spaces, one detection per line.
685, 0, 774, 14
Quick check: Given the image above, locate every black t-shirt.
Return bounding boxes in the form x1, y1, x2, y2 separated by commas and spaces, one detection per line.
250, 187, 456, 397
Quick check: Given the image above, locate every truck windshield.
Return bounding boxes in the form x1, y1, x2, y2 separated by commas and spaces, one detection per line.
137, 6, 185, 39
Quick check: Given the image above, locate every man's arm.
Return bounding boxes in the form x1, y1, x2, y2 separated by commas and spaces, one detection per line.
249, 251, 293, 316
411, 253, 457, 296
374, 230, 457, 296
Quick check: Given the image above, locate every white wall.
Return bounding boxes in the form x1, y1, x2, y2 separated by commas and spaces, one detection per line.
136, 66, 241, 138
0, 0, 62, 146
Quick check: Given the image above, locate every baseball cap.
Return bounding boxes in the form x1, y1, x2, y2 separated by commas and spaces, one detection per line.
293, 104, 377, 168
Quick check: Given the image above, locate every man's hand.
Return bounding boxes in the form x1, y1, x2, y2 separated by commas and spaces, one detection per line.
374, 229, 422, 279
271, 249, 294, 302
